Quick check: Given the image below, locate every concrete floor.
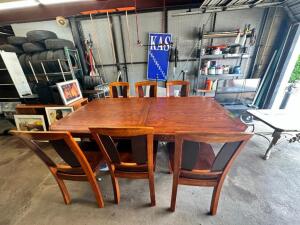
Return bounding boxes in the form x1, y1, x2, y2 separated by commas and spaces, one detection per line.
0, 121, 299, 225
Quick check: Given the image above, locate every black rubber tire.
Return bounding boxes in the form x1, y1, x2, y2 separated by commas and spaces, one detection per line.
53, 49, 69, 72
24, 54, 33, 74
31, 52, 43, 73
26, 30, 58, 43
46, 50, 59, 73
22, 42, 45, 53
7, 36, 28, 46
69, 51, 77, 68
83, 76, 103, 89
18, 54, 30, 74
0, 44, 23, 54
45, 39, 75, 50
38, 51, 49, 72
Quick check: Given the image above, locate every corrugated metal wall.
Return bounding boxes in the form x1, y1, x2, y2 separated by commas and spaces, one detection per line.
78, 8, 266, 94
8, 3, 290, 96
285, 0, 300, 22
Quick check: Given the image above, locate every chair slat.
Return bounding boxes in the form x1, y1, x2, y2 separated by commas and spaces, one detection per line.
166, 80, 190, 97
109, 82, 130, 98
135, 81, 157, 97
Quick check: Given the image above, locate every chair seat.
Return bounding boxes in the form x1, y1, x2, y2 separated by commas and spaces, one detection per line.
168, 142, 216, 177
57, 151, 103, 175
114, 149, 157, 173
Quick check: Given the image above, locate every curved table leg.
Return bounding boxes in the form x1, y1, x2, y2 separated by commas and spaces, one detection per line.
263, 130, 281, 160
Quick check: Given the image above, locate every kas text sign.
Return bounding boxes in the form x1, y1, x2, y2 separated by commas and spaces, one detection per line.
147, 33, 172, 81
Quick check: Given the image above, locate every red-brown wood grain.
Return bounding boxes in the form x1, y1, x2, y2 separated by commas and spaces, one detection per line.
50, 97, 246, 136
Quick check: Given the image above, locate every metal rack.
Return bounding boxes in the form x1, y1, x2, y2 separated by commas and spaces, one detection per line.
28, 47, 83, 84
0, 66, 19, 102
194, 26, 253, 97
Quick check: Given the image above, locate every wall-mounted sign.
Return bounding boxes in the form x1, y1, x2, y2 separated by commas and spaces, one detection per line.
147, 33, 172, 81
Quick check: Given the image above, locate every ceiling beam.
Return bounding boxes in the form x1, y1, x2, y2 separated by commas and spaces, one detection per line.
0, 0, 201, 25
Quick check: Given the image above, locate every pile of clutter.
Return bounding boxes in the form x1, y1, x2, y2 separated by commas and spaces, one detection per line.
0, 30, 76, 74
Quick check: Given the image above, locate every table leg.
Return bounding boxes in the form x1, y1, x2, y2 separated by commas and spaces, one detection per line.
263, 130, 282, 160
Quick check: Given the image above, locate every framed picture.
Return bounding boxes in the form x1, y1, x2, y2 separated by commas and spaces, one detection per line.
56, 79, 82, 105
14, 115, 46, 131
45, 107, 74, 125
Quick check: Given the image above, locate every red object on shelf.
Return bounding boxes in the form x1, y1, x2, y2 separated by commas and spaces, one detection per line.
207, 45, 228, 49
206, 80, 213, 90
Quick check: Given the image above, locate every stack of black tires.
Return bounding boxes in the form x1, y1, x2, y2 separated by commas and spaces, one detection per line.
0, 30, 76, 75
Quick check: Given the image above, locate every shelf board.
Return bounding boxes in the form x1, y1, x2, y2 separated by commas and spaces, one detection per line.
0, 68, 7, 70
196, 89, 215, 93
203, 31, 251, 39
0, 97, 19, 100
0, 83, 14, 86
201, 54, 249, 60
216, 88, 258, 94
27, 72, 73, 76
200, 74, 243, 80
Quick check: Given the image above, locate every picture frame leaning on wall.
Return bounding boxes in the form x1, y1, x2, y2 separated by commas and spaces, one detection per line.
56, 79, 82, 105
45, 107, 74, 125
14, 115, 46, 131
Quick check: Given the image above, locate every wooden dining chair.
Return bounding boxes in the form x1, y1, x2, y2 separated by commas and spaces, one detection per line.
11, 130, 104, 208
169, 132, 252, 215
109, 82, 130, 98
135, 81, 157, 97
166, 80, 190, 97
90, 126, 156, 206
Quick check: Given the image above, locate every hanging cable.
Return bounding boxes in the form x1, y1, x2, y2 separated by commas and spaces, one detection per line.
89, 13, 105, 77
106, 12, 117, 66
161, 0, 166, 33
134, 0, 142, 46
125, 10, 133, 64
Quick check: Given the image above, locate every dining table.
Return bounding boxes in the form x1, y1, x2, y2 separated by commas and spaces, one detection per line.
50, 97, 247, 140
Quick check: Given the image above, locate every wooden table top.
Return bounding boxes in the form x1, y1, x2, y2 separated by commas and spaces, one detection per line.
50, 97, 246, 135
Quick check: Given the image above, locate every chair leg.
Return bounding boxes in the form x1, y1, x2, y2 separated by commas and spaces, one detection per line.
166, 142, 174, 174
153, 141, 158, 172
51, 169, 71, 205
86, 175, 105, 208
110, 173, 120, 204
168, 160, 173, 174
149, 172, 156, 206
210, 181, 224, 215
170, 174, 179, 212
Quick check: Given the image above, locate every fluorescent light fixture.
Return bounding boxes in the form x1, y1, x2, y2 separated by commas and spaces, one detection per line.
0, 0, 40, 10
38, 0, 92, 5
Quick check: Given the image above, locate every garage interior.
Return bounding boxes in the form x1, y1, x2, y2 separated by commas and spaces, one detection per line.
0, 0, 299, 225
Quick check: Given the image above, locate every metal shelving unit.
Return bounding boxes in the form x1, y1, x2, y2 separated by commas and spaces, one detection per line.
0, 53, 22, 102
0, 51, 34, 124
28, 48, 83, 84
194, 26, 254, 96
202, 74, 243, 80
201, 54, 250, 60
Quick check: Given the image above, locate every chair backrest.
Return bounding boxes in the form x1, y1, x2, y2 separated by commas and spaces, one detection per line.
166, 80, 190, 97
135, 81, 157, 98
174, 132, 252, 174
90, 127, 154, 167
10, 130, 94, 172
109, 82, 130, 98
